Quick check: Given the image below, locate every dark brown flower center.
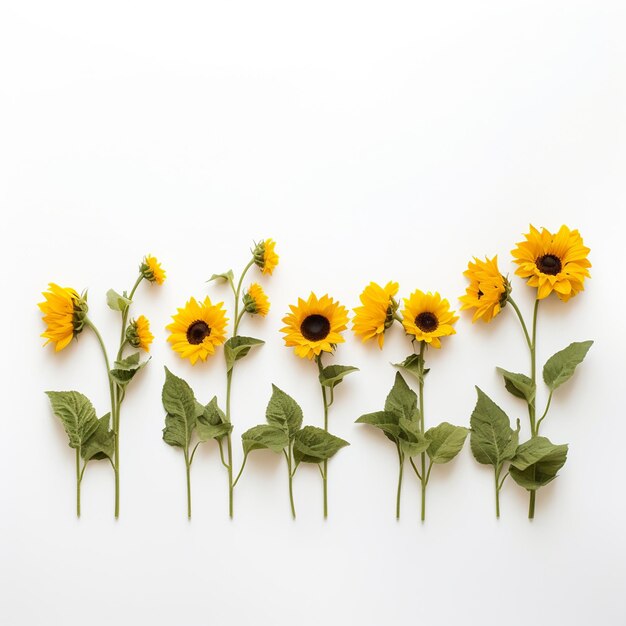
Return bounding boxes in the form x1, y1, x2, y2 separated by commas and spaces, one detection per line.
415, 312, 438, 333
536, 254, 562, 276
187, 320, 211, 345
300, 314, 331, 341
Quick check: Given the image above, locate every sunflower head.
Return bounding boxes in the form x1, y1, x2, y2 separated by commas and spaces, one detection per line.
166, 296, 228, 365
140, 255, 166, 285
352, 281, 400, 349
243, 283, 270, 317
401, 290, 458, 348
38, 283, 89, 352
459, 256, 511, 323
253, 239, 279, 275
512, 225, 591, 301
126, 315, 154, 351
281, 292, 349, 360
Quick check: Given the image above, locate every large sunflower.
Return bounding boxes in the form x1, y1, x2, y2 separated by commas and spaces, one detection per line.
253, 239, 279, 276
401, 290, 458, 348
167, 296, 228, 364
352, 281, 399, 348
140, 255, 166, 285
126, 315, 154, 351
243, 283, 270, 317
460, 256, 510, 323
38, 283, 88, 351
281, 293, 349, 360
511, 225, 591, 301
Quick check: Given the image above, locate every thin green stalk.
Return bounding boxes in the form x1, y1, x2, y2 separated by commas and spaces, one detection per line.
417, 341, 427, 522
184, 448, 192, 519
494, 466, 501, 519
316, 355, 330, 518
528, 299, 539, 519
283, 448, 296, 519
507, 297, 532, 351
396, 445, 404, 520
232, 453, 249, 488
76, 448, 81, 518
536, 390, 553, 433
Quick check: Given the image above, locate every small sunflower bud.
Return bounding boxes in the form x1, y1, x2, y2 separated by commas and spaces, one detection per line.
252, 239, 279, 275
243, 283, 270, 317
126, 315, 154, 351
140, 255, 166, 285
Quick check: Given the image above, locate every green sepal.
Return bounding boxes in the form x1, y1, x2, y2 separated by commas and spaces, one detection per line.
543, 341, 593, 392
46, 390, 99, 450
355, 410, 401, 442
318, 365, 359, 390
81, 413, 115, 461
110, 352, 149, 387
196, 396, 232, 441
293, 426, 349, 464
470, 387, 520, 467
207, 270, 234, 283
224, 336, 265, 372
392, 354, 429, 383
161, 367, 197, 448
509, 437, 568, 490
106, 288, 131, 312
398, 418, 431, 456
426, 422, 469, 464
384, 372, 419, 422
266, 384, 303, 439
496, 368, 536, 404
241, 424, 290, 454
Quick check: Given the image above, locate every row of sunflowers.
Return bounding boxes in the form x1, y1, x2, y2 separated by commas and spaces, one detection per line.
39, 227, 592, 521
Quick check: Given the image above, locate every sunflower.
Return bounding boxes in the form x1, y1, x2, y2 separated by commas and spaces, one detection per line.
352, 281, 399, 348
166, 296, 228, 364
253, 239, 279, 275
243, 283, 270, 317
511, 225, 591, 301
126, 315, 154, 351
281, 293, 349, 360
38, 283, 88, 351
401, 290, 458, 348
140, 255, 166, 285
459, 256, 511, 323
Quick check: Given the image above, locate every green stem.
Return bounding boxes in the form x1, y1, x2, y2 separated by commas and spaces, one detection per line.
494, 466, 501, 519
396, 445, 404, 520
184, 448, 192, 519
232, 452, 249, 488
418, 341, 426, 522
84, 317, 119, 517
528, 299, 539, 519
233, 259, 255, 336
316, 355, 329, 518
536, 390, 553, 433
507, 296, 532, 352
76, 448, 81, 518
409, 457, 422, 481
283, 448, 296, 519
117, 275, 143, 360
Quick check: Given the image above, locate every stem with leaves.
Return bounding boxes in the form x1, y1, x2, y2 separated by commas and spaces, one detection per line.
316, 354, 330, 518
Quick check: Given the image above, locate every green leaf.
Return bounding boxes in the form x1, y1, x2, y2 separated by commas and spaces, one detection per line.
355, 410, 402, 442
106, 288, 131, 311
384, 372, 418, 422
110, 352, 149, 387
293, 426, 349, 463
496, 368, 536, 404
318, 365, 359, 389
241, 424, 289, 454
426, 422, 469, 464
543, 341, 593, 392
161, 367, 197, 448
509, 437, 568, 490
208, 270, 234, 283
470, 387, 520, 467
46, 391, 99, 450
392, 354, 429, 382
265, 384, 303, 438
224, 336, 265, 372
81, 413, 115, 461
398, 418, 431, 456
196, 397, 232, 441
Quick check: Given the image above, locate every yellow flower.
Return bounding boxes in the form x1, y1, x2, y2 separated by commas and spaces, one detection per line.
243, 283, 270, 317
352, 281, 399, 348
253, 239, 279, 275
38, 283, 88, 351
281, 293, 349, 360
126, 315, 154, 351
166, 296, 228, 365
140, 255, 166, 285
401, 290, 458, 348
512, 225, 591, 301
460, 256, 510, 323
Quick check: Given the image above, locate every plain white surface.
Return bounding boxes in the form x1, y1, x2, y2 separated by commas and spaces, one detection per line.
1, 1, 624, 624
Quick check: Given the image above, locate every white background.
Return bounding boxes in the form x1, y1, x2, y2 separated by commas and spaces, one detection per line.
1, 1, 624, 624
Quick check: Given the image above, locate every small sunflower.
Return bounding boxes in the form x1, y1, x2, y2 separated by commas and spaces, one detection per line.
38, 283, 88, 351
140, 255, 166, 285
460, 256, 511, 323
166, 296, 228, 364
352, 281, 399, 348
512, 225, 591, 301
401, 290, 458, 348
253, 239, 279, 275
243, 283, 270, 317
126, 315, 154, 351
281, 293, 349, 360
